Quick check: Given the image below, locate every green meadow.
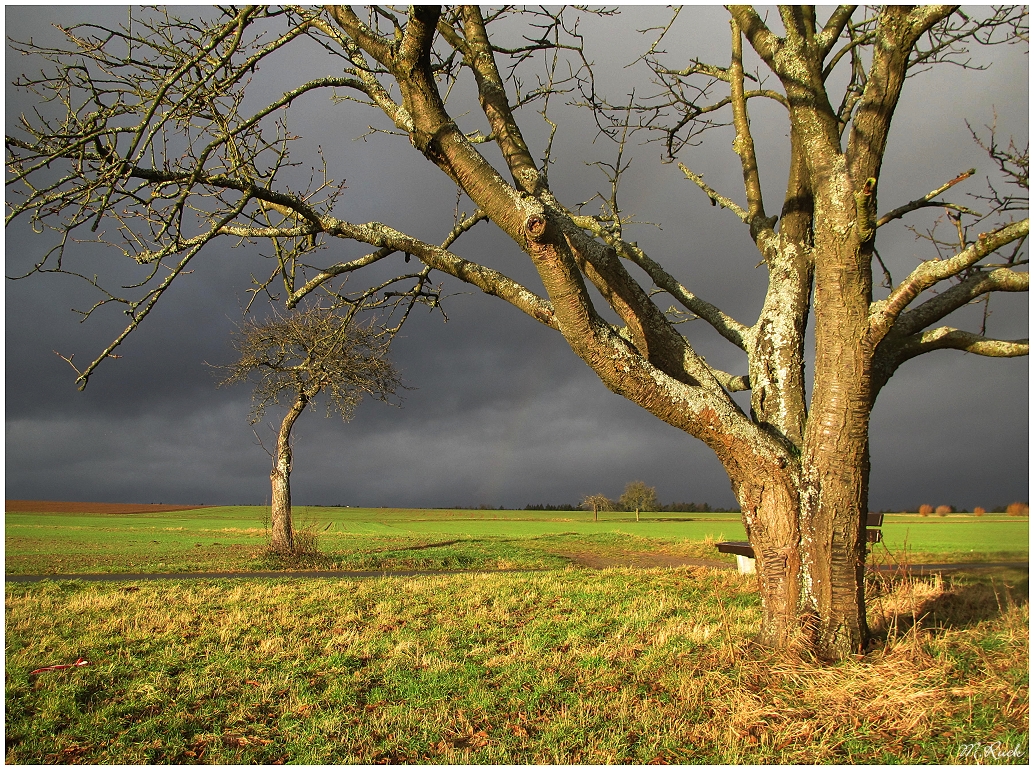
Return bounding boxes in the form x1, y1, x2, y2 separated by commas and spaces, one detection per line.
5, 506, 737, 575
5, 505, 1029, 763
4, 506, 1028, 575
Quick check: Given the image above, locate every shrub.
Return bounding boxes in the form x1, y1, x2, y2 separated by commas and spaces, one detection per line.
291, 525, 320, 557
1006, 501, 1029, 516
935, 505, 951, 516
973, 506, 985, 516
918, 504, 933, 517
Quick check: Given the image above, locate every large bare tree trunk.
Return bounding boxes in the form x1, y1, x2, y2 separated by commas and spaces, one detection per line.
800, 254, 874, 658
734, 226, 875, 657
731, 467, 804, 650
730, 445, 870, 659
270, 393, 308, 555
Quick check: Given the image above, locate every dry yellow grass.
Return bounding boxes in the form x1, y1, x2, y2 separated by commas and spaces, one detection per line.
5, 566, 1028, 764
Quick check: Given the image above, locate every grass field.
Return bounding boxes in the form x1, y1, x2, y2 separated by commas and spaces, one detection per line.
4, 506, 1028, 575
5, 504, 1029, 763
5, 566, 1028, 763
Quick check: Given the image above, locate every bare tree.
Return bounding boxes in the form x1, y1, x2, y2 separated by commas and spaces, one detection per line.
218, 305, 400, 554
619, 481, 659, 523
5, 6, 1028, 659
580, 493, 612, 523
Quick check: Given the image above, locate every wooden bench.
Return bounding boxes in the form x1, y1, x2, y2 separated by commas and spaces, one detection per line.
717, 512, 884, 574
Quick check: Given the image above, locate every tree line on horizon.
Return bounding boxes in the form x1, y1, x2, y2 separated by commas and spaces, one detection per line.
524, 500, 723, 513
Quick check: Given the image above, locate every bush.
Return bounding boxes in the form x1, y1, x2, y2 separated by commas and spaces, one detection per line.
973, 506, 985, 516
935, 505, 951, 516
1006, 501, 1029, 516
291, 525, 320, 557
918, 504, 933, 517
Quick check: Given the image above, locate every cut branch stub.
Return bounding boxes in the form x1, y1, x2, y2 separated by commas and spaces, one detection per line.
525, 214, 548, 241
855, 177, 878, 243
524, 214, 552, 257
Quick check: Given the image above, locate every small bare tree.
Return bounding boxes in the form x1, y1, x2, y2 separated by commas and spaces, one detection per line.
218, 305, 401, 555
619, 481, 659, 523
580, 493, 612, 522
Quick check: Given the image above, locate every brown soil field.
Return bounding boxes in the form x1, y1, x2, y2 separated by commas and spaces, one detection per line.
5, 500, 214, 515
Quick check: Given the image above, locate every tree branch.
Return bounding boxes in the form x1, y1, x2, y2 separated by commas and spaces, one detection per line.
893, 267, 1029, 338
894, 327, 1028, 362
729, 17, 772, 237
816, 6, 858, 59
568, 215, 750, 351
557, 223, 730, 392
727, 6, 782, 68
73, 197, 250, 389
678, 163, 748, 221
313, 216, 558, 330
396, 4, 440, 72
324, 6, 395, 67
869, 218, 1030, 341
876, 168, 978, 228
904, 5, 963, 47
286, 209, 490, 308
460, 6, 540, 193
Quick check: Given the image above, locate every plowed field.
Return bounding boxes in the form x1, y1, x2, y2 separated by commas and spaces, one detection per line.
4, 500, 212, 514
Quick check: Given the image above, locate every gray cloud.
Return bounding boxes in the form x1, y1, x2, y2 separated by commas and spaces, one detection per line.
5, 7, 1028, 512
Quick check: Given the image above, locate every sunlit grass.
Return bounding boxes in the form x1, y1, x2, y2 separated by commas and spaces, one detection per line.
5, 566, 1027, 764
5, 507, 1027, 575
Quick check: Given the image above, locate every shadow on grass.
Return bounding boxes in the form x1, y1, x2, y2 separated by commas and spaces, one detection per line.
868, 567, 1028, 640
253, 531, 575, 572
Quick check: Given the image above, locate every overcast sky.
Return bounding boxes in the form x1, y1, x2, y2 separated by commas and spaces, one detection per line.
5, 6, 1029, 511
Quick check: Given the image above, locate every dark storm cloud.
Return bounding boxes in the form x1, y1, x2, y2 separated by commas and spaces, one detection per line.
5, 6, 1028, 511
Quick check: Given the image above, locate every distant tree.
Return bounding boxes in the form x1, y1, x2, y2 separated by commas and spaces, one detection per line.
219, 305, 400, 554
918, 504, 934, 517
619, 481, 659, 522
973, 506, 986, 516
935, 505, 952, 516
581, 493, 613, 522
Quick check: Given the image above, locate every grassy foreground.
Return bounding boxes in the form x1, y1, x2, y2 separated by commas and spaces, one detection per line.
5, 566, 1028, 764
4, 506, 1028, 575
